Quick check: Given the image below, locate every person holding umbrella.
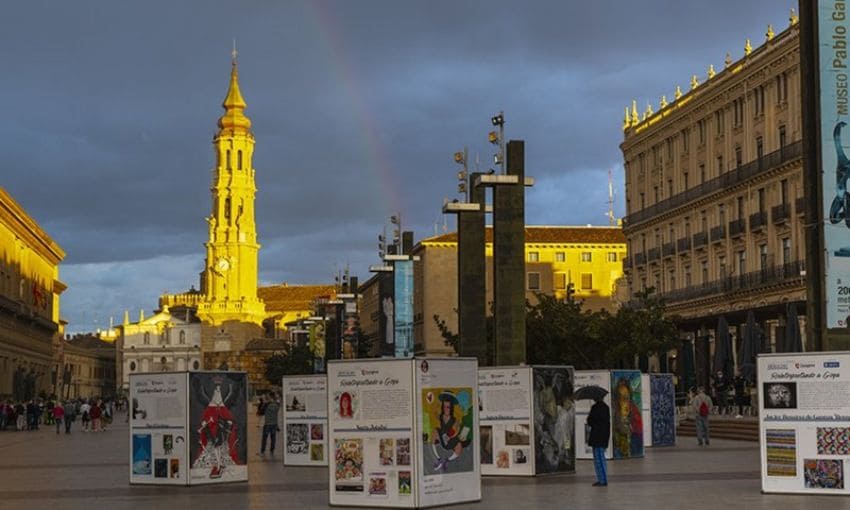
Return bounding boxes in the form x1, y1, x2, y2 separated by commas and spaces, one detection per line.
587, 395, 610, 486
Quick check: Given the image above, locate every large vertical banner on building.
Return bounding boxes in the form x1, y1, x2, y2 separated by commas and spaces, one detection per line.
394, 260, 414, 358
188, 372, 248, 484
129, 373, 188, 485
819, 1, 850, 327
379, 272, 395, 357
532, 366, 575, 474
759, 352, 850, 494
610, 370, 644, 459
342, 297, 359, 359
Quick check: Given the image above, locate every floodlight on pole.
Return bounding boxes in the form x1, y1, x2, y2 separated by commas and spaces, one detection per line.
454, 146, 469, 202
490, 110, 505, 174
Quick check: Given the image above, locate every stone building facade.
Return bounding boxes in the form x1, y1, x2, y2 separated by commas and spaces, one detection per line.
620, 16, 805, 386
0, 187, 66, 399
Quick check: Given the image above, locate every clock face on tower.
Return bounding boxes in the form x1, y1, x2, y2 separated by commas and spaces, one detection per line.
216, 257, 230, 272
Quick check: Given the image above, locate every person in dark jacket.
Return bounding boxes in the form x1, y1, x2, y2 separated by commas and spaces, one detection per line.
586, 396, 611, 487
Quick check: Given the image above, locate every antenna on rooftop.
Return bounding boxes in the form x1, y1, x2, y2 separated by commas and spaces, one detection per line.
607, 168, 616, 226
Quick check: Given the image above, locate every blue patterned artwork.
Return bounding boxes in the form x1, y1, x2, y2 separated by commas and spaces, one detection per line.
650, 374, 676, 447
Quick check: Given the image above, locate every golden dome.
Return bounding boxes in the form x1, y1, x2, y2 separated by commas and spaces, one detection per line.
217, 61, 252, 134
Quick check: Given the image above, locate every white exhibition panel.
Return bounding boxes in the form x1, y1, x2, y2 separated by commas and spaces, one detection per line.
574, 370, 613, 460
129, 372, 189, 485
759, 352, 850, 495
478, 366, 535, 476
327, 358, 480, 508
641, 373, 652, 448
282, 375, 328, 466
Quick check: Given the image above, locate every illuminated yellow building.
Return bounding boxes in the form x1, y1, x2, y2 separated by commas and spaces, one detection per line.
407, 226, 626, 355
196, 55, 266, 330
0, 187, 66, 398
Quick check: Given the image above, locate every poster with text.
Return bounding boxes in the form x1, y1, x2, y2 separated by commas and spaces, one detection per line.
327, 359, 416, 508
759, 352, 850, 494
574, 371, 613, 460
416, 357, 480, 508
283, 375, 328, 466
650, 374, 676, 447
610, 370, 644, 459
532, 366, 575, 474
478, 367, 534, 476
188, 372, 248, 484
818, 1, 850, 328
641, 373, 652, 447
129, 372, 188, 485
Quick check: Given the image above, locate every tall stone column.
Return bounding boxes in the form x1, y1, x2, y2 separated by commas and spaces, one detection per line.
457, 173, 488, 365
493, 141, 526, 365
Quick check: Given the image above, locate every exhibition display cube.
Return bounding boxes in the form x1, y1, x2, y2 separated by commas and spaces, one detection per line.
478, 365, 575, 476
327, 357, 480, 508
129, 371, 248, 485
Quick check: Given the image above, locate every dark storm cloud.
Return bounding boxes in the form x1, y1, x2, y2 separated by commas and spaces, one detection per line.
0, 0, 790, 331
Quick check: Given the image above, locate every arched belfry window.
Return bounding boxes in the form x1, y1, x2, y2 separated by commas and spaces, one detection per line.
224, 198, 231, 220
237, 150, 243, 170
226, 150, 232, 170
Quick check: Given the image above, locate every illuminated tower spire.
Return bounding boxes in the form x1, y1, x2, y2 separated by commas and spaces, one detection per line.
198, 50, 266, 328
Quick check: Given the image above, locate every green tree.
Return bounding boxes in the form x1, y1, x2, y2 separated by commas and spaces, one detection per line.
264, 342, 313, 385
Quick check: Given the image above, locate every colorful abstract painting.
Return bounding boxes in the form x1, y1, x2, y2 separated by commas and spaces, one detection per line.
649, 374, 675, 447
817, 427, 850, 455
804, 459, 844, 489
765, 429, 796, 477
610, 370, 643, 459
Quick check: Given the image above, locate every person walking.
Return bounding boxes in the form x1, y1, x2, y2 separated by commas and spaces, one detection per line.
63, 400, 76, 434
52, 403, 64, 434
89, 400, 102, 432
15, 402, 26, 431
256, 397, 266, 430
80, 400, 91, 432
692, 386, 713, 446
586, 396, 611, 487
260, 394, 281, 457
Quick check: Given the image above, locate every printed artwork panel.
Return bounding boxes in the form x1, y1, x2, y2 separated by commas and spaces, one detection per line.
804, 459, 844, 489
650, 374, 675, 447
532, 366, 575, 474
188, 372, 248, 483
765, 429, 796, 477
817, 427, 850, 455
421, 387, 475, 475
610, 370, 643, 459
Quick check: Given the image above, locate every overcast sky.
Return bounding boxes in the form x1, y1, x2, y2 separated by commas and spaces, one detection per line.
2, 1, 791, 332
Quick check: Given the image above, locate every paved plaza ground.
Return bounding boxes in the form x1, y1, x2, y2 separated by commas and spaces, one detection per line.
0, 412, 840, 509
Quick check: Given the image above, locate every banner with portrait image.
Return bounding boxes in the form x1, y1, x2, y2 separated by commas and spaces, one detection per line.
759, 352, 850, 495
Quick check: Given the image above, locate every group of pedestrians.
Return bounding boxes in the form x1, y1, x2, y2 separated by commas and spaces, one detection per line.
0, 397, 117, 434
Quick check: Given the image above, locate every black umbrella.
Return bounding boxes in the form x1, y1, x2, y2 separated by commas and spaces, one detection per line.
573, 385, 609, 401
784, 303, 803, 353
738, 311, 760, 382
712, 315, 733, 380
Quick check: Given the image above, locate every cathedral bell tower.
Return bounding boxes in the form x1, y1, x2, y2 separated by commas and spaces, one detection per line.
197, 53, 266, 333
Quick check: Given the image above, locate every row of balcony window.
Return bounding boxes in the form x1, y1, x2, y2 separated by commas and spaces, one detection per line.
624, 141, 803, 228
624, 199, 803, 268
637, 260, 805, 304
